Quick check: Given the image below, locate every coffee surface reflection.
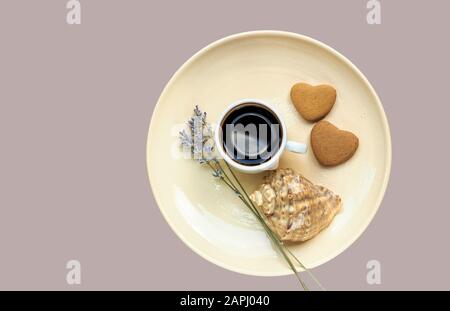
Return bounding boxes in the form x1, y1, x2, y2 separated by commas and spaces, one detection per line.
221, 103, 282, 166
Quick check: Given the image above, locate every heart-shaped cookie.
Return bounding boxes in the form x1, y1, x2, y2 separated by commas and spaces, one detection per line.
311, 121, 359, 166
290, 83, 336, 122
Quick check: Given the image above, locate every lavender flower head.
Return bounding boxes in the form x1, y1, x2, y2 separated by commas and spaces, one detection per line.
179, 105, 215, 163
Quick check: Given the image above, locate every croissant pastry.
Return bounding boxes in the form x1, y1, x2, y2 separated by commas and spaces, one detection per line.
249, 168, 341, 242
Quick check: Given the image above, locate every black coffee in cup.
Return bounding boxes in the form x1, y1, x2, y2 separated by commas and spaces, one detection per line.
220, 103, 282, 166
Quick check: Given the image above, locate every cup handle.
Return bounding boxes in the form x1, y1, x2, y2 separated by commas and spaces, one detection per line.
286, 141, 308, 154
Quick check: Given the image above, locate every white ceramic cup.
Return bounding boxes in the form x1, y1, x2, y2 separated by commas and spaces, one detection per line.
214, 99, 307, 174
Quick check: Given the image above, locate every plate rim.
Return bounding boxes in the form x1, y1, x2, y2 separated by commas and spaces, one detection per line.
146, 30, 392, 277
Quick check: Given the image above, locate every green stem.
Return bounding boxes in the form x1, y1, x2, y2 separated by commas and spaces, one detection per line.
285, 248, 325, 291
222, 161, 255, 210
236, 194, 309, 290
213, 159, 238, 191
207, 161, 239, 193
216, 162, 308, 290
221, 160, 323, 291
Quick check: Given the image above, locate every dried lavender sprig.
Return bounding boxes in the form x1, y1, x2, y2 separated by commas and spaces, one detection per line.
207, 158, 307, 288
221, 160, 324, 290
219, 161, 310, 289
181, 106, 309, 289
180, 106, 323, 290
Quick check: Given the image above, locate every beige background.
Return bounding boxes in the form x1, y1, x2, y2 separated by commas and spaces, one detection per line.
0, 0, 448, 290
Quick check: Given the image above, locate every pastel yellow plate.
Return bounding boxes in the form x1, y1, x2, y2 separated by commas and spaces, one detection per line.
146, 31, 391, 276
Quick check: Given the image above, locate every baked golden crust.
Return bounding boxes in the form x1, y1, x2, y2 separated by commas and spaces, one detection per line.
290, 83, 336, 122
311, 120, 359, 166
